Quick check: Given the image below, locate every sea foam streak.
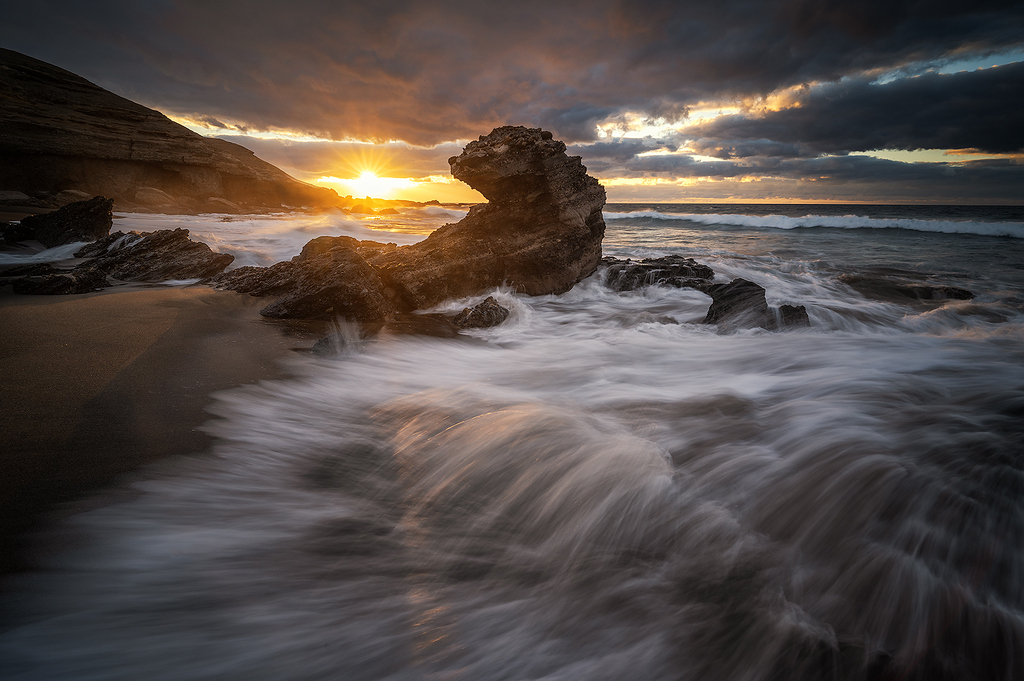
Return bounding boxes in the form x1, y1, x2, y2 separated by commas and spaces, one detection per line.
605, 210, 1024, 238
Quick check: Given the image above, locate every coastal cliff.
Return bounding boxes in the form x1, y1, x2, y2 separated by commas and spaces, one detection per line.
0, 48, 342, 212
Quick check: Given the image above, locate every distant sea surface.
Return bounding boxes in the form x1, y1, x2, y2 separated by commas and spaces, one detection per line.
3, 203, 1024, 680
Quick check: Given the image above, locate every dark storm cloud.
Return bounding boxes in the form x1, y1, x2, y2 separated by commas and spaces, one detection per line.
687, 62, 1024, 154
1, 0, 1022, 145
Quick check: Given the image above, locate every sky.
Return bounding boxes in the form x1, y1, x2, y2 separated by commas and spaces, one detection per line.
2, 0, 1023, 204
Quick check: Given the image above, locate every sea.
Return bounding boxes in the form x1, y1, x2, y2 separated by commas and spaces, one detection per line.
2, 203, 1024, 680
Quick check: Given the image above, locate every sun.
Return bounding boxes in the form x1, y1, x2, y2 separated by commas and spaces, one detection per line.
317, 170, 415, 199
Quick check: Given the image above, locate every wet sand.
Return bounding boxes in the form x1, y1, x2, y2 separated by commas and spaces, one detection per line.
0, 285, 312, 574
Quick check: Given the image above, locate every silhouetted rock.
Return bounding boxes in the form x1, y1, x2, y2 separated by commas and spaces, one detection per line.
602, 255, 714, 292
452, 296, 511, 328
369, 126, 606, 309
10, 197, 112, 247
0, 48, 343, 212
778, 304, 811, 328
11, 267, 107, 295
838, 273, 974, 303
79, 228, 233, 281
0, 263, 58, 278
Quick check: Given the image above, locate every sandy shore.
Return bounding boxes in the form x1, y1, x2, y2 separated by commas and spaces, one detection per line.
0, 285, 316, 574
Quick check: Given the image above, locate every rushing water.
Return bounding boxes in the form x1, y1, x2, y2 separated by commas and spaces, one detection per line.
3, 204, 1024, 680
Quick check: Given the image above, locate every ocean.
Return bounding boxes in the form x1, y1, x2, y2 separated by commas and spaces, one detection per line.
3, 203, 1024, 680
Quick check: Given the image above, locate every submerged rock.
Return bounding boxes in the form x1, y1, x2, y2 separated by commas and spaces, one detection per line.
79, 228, 233, 281
838, 273, 974, 304
452, 296, 511, 329
8, 196, 112, 247
602, 255, 714, 292
217, 126, 606, 320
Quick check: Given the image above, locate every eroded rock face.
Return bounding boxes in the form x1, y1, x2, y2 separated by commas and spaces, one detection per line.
10, 197, 112, 247
369, 126, 606, 309
79, 228, 234, 281
602, 255, 714, 292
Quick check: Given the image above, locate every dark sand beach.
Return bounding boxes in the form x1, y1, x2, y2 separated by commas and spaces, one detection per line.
0, 286, 307, 574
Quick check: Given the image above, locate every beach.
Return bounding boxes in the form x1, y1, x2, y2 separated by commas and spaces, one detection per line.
0, 285, 310, 574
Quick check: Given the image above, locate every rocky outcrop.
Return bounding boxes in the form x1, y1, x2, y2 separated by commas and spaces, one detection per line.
368, 126, 606, 309
77, 229, 234, 281
216, 126, 606, 319
9, 197, 113, 247
0, 48, 343, 212
452, 296, 511, 328
602, 255, 714, 292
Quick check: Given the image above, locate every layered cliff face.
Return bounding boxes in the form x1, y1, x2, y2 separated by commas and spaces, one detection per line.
0, 48, 341, 211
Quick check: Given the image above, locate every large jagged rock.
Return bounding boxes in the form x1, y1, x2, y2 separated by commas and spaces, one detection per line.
11, 268, 108, 295
0, 48, 343, 212
9, 197, 113, 247
216, 126, 606, 319
367, 126, 606, 309
602, 255, 714, 292
77, 228, 234, 281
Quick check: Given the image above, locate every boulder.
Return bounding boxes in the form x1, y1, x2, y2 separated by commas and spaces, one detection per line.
52, 189, 92, 206
703, 278, 809, 331
78, 228, 233, 281
368, 126, 606, 309
602, 255, 714, 292
12, 196, 113, 247
452, 296, 511, 328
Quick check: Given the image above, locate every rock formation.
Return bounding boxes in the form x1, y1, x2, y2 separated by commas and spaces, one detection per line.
369, 126, 606, 309
838, 272, 974, 304
215, 126, 606, 320
0, 48, 343, 212
5, 197, 113, 247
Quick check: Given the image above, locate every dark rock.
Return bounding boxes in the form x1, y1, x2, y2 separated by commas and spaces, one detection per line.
348, 204, 375, 214
1, 221, 36, 244
12, 267, 107, 294
703, 278, 774, 330
838, 273, 974, 303
703, 278, 810, 331
73, 231, 135, 258
378, 207, 400, 215
777, 304, 811, 328
0, 48, 344, 212
0, 263, 58, 277
13, 197, 113, 247
256, 246, 394, 321
452, 296, 511, 328
602, 255, 714, 292
368, 126, 606, 309
292, 236, 396, 264
80, 228, 233, 281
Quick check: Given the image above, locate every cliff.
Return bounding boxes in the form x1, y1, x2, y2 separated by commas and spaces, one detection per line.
0, 48, 342, 212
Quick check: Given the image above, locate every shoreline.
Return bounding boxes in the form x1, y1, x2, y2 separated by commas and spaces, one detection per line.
0, 284, 318, 576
